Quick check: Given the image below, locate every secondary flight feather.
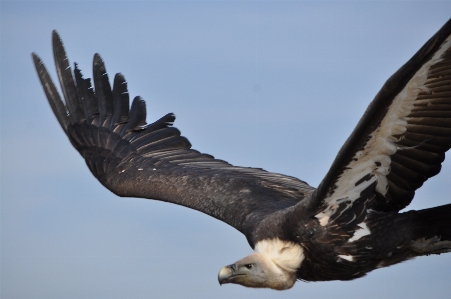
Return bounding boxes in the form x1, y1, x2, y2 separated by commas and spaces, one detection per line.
33, 18, 451, 290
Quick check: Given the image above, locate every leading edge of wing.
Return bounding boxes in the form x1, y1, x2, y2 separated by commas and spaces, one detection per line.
32, 31, 315, 240
307, 18, 451, 222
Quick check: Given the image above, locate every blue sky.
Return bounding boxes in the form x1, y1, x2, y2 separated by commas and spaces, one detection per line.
1, 1, 451, 298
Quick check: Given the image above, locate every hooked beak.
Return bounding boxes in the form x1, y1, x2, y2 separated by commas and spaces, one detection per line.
218, 264, 235, 285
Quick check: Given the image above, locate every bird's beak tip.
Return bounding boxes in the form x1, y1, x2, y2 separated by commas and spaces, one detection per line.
218, 265, 233, 285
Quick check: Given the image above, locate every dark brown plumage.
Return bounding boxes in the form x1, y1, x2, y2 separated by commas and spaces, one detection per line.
33, 18, 451, 289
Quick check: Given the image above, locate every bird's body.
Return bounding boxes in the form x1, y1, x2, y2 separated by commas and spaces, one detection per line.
33, 18, 451, 290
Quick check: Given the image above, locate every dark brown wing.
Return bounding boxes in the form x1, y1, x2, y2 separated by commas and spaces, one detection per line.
32, 31, 314, 241
301, 19, 451, 229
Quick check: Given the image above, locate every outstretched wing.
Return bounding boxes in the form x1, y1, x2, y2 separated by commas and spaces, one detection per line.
306, 19, 451, 233
32, 31, 314, 240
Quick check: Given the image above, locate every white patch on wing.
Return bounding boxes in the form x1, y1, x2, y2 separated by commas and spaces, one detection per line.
348, 222, 371, 242
316, 214, 329, 226
316, 34, 451, 226
338, 255, 354, 262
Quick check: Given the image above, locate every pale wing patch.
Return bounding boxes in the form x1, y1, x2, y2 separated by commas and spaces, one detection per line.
348, 222, 371, 242
316, 34, 451, 227
338, 255, 354, 262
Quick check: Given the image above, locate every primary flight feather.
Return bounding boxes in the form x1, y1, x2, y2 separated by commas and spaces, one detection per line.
33, 18, 451, 290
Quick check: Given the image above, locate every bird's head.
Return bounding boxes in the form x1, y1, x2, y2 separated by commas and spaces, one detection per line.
218, 239, 304, 290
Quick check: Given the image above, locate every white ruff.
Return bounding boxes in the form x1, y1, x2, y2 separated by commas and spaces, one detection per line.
254, 239, 304, 273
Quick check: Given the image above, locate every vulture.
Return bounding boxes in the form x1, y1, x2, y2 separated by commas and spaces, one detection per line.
33, 19, 451, 290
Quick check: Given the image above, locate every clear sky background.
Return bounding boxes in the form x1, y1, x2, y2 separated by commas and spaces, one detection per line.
1, 1, 451, 298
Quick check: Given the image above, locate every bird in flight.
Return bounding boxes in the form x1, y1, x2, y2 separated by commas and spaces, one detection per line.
33, 18, 451, 290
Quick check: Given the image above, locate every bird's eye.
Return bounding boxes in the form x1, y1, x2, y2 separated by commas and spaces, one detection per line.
244, 264, 253, 269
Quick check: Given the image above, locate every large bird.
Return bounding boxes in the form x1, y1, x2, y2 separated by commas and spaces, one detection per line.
33, 19, 451, 290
